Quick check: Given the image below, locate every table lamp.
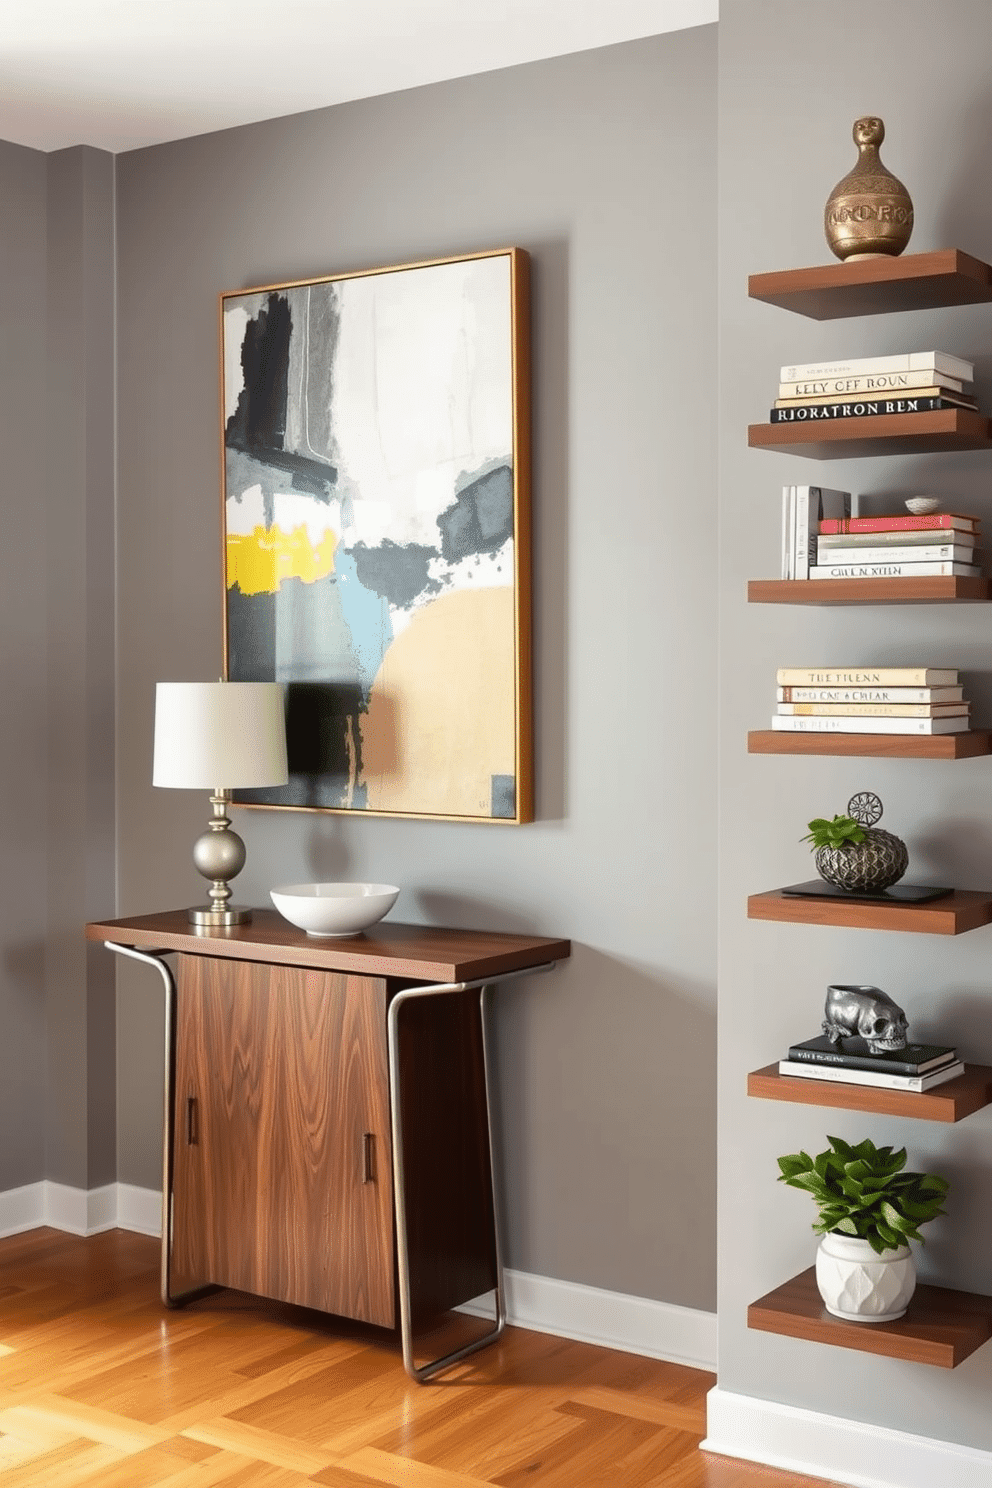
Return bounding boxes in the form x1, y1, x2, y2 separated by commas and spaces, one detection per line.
153, 680, 288, 926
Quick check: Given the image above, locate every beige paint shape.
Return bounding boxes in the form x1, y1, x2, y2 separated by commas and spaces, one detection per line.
361, 587, 516, 817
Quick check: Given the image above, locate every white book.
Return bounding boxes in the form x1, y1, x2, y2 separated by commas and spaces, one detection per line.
777, 703, 968, 718
771, 715, 970, 735
794, 485, 809, 579
818, 528, 977, 550
781, 485, 794, 579
775, 386, 975, 410
819, 544, 977, 566
777, 686, 964, 704
778, 1059, 966, 1093
780, 350, 974, 383
792, 485, 851, 580
779, 369, 966, 398
776, 668, 958, 686
809, 561, 979, 580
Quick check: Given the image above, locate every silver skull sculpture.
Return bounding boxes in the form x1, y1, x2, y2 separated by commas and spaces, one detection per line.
823, 984, 909, 1054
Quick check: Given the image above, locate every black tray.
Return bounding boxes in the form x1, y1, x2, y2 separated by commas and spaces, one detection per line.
780, 879, 953, 905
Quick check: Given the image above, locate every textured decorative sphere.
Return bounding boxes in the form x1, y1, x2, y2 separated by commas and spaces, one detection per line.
905, 496, 941, 515
192, 826, 247, 882
816, 1233, 916, 1322
815, 828, 908, 892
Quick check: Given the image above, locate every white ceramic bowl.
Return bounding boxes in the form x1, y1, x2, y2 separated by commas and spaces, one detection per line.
270, 882, 400, 937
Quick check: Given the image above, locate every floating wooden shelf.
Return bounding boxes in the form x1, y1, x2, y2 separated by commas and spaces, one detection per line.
748, 576, 992, 605
747, 887, 992, 935
748, 1267, 992, 1368
749, 408, 992, 460
748, 248, 992, 320
747, 730, 992, 760
747, 1063, 992, 1123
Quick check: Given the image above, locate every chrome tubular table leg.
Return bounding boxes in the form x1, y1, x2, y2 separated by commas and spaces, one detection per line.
104, 942, 218, 1309
387, 961, 555, 1382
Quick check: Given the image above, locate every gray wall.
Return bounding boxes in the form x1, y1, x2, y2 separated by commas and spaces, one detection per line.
114, 28, 719, 1308
0, 141, 49, 1190
720, 0, 992, 1450
0, 144, 117, 1194
45, 147, 118, 1191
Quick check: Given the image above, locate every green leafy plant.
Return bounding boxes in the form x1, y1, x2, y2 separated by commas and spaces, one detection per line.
801, 814, 866, 851
777, 1135, 949, 1255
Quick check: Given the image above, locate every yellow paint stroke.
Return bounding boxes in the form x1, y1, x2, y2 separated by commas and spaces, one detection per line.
226, 524, 337, 595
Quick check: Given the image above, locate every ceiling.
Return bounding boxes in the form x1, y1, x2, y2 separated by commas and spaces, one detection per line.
0, 0, 717, 155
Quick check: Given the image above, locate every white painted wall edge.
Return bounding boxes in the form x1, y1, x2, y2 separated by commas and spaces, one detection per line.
703, 1386, 992, 1488
0, 1184, 717, 1371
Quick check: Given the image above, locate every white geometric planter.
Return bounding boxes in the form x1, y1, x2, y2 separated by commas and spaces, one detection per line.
815, 1232, 916, 1322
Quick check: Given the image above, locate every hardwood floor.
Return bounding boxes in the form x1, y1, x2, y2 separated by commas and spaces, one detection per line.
0, 1229, 837, 1487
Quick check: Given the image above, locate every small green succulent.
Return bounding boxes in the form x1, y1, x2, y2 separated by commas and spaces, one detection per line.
801, 814, 866, 851
777, 1135, 949, 1256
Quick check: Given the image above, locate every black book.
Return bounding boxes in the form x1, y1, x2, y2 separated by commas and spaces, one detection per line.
780, 880, 952, 905
770, 396, 967, 424
786, 1035, 957, 1077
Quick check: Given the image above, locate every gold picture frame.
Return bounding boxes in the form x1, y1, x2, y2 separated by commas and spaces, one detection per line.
219, 247, 532, 823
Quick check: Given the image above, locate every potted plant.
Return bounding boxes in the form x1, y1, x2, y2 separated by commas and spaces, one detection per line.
777, 1135, 949, 1322
801, 790, 908, 892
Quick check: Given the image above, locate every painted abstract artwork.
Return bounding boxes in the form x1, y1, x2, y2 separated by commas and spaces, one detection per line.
220, 248, 532, 822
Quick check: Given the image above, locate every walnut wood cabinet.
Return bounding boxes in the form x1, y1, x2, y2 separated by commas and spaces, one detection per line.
171, 955, 394, 1326
87, 910, 570, 1379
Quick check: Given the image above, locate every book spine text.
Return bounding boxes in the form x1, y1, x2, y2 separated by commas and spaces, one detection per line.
770, 396, 963, 423
809, 561, 978, 579
779, 370, 965, 398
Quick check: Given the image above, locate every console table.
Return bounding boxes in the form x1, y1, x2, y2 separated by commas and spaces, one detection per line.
86, 911, 569, 1381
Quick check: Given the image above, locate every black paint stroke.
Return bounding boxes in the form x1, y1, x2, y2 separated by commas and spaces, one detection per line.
227, 292, 291, 452
437, 464, 514, 563
349, 540, 441, 610
235, 682, 367, 811
226, 291, 337, 493
228, 584, 367, 810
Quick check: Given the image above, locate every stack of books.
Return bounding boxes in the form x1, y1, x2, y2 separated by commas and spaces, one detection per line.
810, 508, 981, 582
780, 484, 853, 579
770, 350, 976, 426
779, 1035, 964, 1094
773, 667, 971, 736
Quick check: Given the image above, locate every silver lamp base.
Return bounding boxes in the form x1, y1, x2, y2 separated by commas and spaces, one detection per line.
188, 790, 252, 928
188, 904, 253, 927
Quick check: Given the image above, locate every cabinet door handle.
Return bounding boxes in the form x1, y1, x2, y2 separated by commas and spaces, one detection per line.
186, 1096, 198, 1146
362, 1131, 375, 1183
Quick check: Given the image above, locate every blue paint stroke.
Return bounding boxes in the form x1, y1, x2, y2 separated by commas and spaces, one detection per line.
334, 549, 393, 696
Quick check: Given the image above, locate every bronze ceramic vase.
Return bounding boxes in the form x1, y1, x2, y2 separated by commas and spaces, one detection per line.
813, 791, 909, 893
814, 830, 909, 893
824, 117, 914, 261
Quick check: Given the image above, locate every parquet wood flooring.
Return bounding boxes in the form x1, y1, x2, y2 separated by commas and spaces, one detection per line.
0, 1229, 838, 1487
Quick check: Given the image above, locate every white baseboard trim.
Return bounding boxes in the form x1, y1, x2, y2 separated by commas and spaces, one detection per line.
460, 1268, 717, 1372
45, 1181, 119, 1235
0, 1182, 45, 1238
0, 1182, 160, 1240
43, 1182, 88, 1234
703, 1386, 992, 1488
116, 1184, 162, 1237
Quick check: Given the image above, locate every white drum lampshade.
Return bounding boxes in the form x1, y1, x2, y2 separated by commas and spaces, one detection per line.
153, 681, 288, 925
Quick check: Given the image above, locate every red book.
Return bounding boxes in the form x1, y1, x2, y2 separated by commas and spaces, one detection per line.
819, 512, 979, 535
